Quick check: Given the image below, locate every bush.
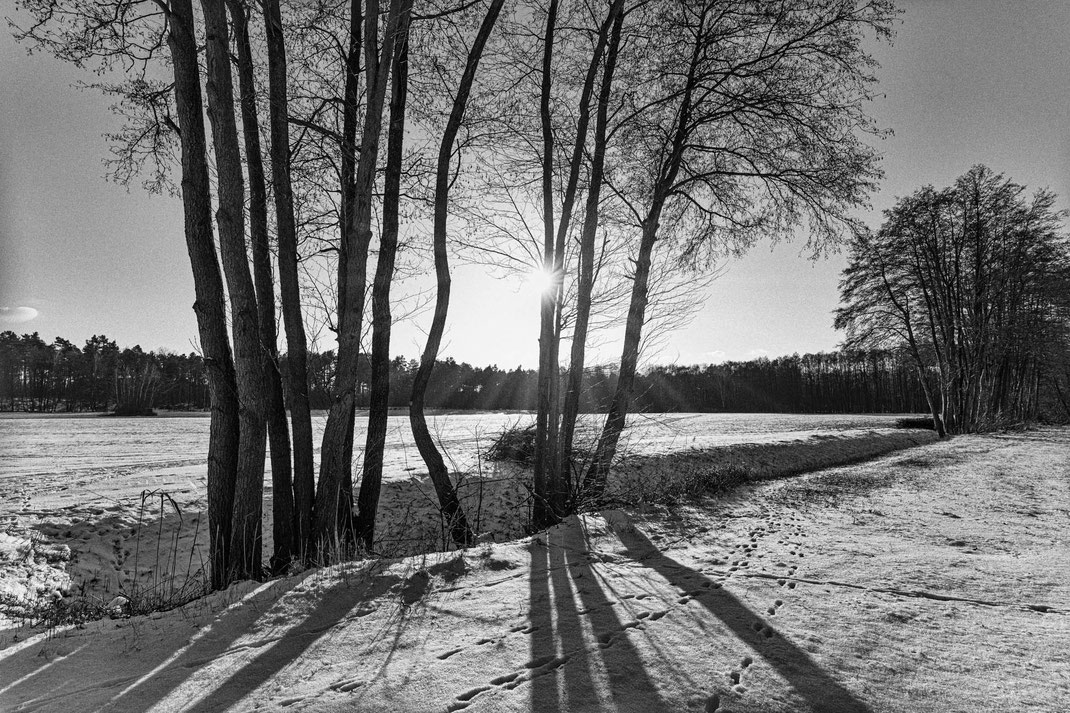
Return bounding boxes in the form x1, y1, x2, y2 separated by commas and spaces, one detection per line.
112, 404, 157, 417
895, 417, 936, 430
485, 422, 537, 464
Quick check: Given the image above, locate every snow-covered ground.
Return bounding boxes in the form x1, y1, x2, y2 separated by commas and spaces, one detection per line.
0, 428, 1065, 712
0, 412, 916, 607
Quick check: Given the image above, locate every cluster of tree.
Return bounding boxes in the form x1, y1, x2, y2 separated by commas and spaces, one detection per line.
836, 166, 1070, 435
0, 332, 207, 413
636, 352, 932, 414
17, 0, 895, 587
3, 333, 938, 416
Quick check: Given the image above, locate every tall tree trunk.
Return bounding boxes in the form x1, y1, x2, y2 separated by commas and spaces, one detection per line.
583, 216, 659, 494
338, 0, 362, 339
165, 0, 240, 590
316, 0, 402, 555
557, 0, 624, 503
532, 0, 560, 531
357, 0, 411, 551
228, 0, 296, 574
264, 0, 316, 563
202, 0, 268, 582
583, 7, 707, 498
337, 1, 364, 551
410, 0, 505, 547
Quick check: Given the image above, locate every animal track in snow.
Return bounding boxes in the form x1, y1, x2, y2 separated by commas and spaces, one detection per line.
329, 678, 365, 692
751, 619, 776, 639
508, 623, 539, 634
490, 672, 520, 685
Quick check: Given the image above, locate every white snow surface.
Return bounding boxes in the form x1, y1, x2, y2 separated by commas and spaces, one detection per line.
0, 412, 916, 608
0, 427, 1066, 712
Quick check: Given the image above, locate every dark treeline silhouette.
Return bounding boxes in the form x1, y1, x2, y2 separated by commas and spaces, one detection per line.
0, 332, 207, 413
5, 330, 936, 416
636, 352, 930, 414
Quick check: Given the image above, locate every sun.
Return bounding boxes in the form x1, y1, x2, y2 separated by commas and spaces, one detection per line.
526, 266, 557, 295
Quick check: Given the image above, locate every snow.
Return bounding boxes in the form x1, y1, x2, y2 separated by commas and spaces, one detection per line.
2, 416, 1067, 711
0, 412, 920, 607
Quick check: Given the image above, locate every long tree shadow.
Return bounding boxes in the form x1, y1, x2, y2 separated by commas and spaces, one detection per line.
176, 567, 403, 713
605, 511, 872, 713
0, 573, 310, 712
2, 564, 406, 713
529, 520, 672, 711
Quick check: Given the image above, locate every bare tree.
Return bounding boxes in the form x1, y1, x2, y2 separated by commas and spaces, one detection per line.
227, 0, 296, 572
554, 0, 625, 513
14, 0, 249, 587
200, 0, 270, 580
357, 0, 413, 550
263, 0, 317, 563
315, 0, 403, 554
409, 0, 506, 547
837, 166, 1070, 433
581, 0, 895, 498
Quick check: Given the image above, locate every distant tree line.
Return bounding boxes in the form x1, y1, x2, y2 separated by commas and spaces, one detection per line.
4, 330, 943, 416
0, 332, 207, 413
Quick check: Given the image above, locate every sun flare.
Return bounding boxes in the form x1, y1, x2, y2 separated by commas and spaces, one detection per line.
527, 267, 556, 295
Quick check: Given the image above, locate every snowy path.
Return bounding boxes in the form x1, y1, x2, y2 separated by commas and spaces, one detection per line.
1, 429, 1067, 712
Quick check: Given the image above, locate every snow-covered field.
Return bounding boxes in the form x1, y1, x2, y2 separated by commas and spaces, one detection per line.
1, 427, 1065, 712
0, 411, 913, 487
0, 412, 919, 617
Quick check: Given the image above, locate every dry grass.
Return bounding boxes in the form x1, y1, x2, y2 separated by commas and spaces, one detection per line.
599, 429, 940, 508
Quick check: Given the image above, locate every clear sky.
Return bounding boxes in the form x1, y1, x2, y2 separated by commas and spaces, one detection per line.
2, 1, 1069, 368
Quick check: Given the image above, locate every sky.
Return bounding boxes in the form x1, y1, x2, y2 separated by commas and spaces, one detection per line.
2, 1, 1069, 368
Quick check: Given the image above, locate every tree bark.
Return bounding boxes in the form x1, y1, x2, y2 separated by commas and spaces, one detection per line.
201, 0, 268, 582
166, 0, 240, 590
264, 0, 316, 563
410, 0, 505, 547
357, 0, 411, 551
338, 0, 362, 342
228, 0, 296, 574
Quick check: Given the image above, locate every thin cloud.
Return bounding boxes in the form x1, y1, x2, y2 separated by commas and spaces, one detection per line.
746, 348, 770, 359
0, 306, 39, 324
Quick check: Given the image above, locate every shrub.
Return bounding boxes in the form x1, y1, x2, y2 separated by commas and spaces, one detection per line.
484, 422, 536, 464
895, 417, 936, 430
